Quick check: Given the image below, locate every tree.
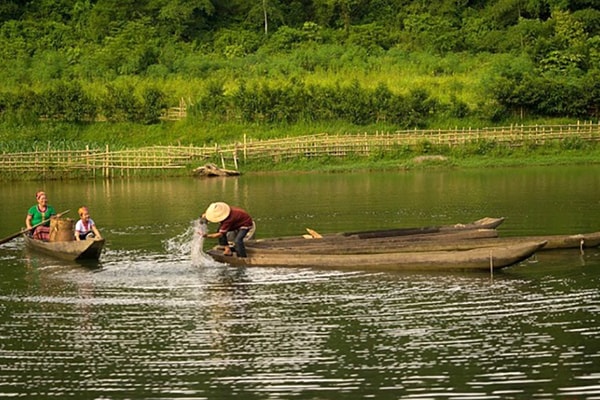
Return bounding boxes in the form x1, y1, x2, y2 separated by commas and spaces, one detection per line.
403, 13, 462, 53
0, 1, 26, 22
27, 0, 80, 22
583, 69, 600, 117
244, 0, 285, 35
153, 0, 215, 40
537, 10, 589, 72
93, 18, 159, 75
484, 0, 552, 29
313, 0, 367, 32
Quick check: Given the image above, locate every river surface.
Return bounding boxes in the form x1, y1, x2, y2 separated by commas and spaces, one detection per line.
1, 166, 600, 399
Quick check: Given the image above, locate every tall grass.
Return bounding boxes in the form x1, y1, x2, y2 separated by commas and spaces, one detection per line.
299, 51, 499, 106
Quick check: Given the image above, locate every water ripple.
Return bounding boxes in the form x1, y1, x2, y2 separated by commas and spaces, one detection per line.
1, 247, 599, 399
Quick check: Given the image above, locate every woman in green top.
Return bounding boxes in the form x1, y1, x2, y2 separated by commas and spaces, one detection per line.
25, 191, 56, 241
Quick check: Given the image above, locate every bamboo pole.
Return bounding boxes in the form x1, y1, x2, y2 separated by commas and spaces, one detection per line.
104, 144, 109, 179
234, 143, 239, 170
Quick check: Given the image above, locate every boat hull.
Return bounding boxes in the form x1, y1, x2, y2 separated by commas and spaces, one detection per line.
340, 217, 505, 239
247, 231, 600, 255
247, 229, 499, 254
414, 232, 600, 252
250, 217, 504, 245
23, 235, 105, 261
207, 240, 547, 271
520, 232, 600, 250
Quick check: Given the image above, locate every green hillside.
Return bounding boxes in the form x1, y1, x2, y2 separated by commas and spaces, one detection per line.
0, 0, 598, 150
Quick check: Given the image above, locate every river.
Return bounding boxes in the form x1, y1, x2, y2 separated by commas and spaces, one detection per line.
1, 166, 599, 399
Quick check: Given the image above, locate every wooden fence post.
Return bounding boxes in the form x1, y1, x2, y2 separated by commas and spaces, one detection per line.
104, 144, 109, 179
234, 142, 239, 170
45, 142, 50, 177
219, 144, 225, 169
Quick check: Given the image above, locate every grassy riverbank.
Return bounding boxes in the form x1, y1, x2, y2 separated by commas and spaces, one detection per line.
0, 115, 584, 150
1, 118, 599, 180
239, 142, 600, 174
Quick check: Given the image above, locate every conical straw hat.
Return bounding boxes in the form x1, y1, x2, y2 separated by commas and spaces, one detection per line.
205, 202, 231, 223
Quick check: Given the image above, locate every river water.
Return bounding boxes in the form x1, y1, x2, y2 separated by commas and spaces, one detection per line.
1, 166, 599, 399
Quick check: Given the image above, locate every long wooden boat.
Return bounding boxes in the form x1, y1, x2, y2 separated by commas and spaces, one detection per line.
246, 230, 600, 255
409, 231, 600, 252
339, 216, 505, 239
207, 240, 547, 271
23, 235, 105, 261
247, 228, 500, 253
511, 231, 600, 251
251, 217, 505, 247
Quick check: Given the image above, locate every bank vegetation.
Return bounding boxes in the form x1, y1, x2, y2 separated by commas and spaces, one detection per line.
1, 122, 599, 180
0, 0, 599, 174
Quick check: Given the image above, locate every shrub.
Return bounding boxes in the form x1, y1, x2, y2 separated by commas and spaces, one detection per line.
213, 29, 263, 57
101, 84, 141, 122
0, 90, 40, 125
37, 81, 96, 122
140, 86, 166, 124
560, 136, 587, 150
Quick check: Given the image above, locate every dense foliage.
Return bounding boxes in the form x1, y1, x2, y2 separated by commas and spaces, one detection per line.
0, 0, 598, 134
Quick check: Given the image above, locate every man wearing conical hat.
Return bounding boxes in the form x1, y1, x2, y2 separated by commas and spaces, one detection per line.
202, 202, 254, 257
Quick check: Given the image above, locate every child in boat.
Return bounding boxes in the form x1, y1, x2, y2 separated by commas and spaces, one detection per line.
26, 191, 57, 241
75, 206, 102, 241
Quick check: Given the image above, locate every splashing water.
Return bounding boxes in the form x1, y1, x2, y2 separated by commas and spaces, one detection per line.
191, 219, 209, 265
164, 219, 221, 267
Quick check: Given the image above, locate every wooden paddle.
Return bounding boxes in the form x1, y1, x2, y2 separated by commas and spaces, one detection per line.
0, 209, 70, 246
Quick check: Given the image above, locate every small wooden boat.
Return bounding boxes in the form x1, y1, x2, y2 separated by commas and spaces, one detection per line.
207, 240, 547, 271
23, 235, 105, 261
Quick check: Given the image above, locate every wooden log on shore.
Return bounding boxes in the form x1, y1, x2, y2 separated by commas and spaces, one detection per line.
193, 163, 240, 177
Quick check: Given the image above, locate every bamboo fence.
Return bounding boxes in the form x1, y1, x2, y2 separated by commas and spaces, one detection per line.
1, 122, 599, 178
160, 98, 189, 121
